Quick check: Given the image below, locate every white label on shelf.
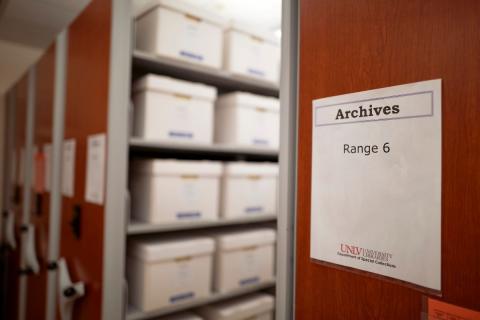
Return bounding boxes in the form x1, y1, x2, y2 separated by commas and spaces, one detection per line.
85, 133, 106, 205
62, 139, 76, 197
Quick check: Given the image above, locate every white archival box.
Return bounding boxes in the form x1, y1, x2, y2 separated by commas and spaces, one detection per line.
130, 159, 222, 223
220, 162, 278, 219
214, 92, 280, 148
133, 74, 217, 144
224, 22, 280, 84
196, 293, 274, 320
135, 0, 227, 68
127, 237, 215, 311
214, 229, 276, 293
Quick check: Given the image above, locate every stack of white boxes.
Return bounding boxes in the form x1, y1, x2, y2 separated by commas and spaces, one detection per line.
214, 229, 276, 293
135, 0, 227, 69
130, 0, 281, 316
128, 229, 276, 312
214, 92, 280, 148
130, 160, 278, 224
130, 159, 222, 223
133, 75, 280, 149
128, 237, 215, 311
223, 22, 280, 83
133, 75, 217, 143
135, 0, 280, 83
221, 163, 278, 219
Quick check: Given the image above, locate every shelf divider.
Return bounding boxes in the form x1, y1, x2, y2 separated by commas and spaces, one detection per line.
129, 138, 279, 161
132, 50, 279, 97
128, 214, 277, 235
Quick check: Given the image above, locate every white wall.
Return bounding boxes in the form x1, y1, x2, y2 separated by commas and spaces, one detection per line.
0, 40, 42, 96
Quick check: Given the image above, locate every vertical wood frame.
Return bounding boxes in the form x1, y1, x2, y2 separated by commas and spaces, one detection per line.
60, 0, 112, 318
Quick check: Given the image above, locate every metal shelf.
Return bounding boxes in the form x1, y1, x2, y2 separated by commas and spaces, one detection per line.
129, 138, 279, 161
132, 50, 279, 97
128, 215, 277, 235
126, 280, 276, 320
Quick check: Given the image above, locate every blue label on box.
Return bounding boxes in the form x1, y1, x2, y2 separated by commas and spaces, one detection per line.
170, 291, 195, 303
252, 138, 269, 145
176, 211, 201, 219
169, 131, 193, 139
247, 68, 265, 77
179, 50, 204, 61
239, 276, 260, 286
245, 206, 263, 213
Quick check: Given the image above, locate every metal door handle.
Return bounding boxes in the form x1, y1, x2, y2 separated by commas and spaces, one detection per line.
58, 258, 85, 320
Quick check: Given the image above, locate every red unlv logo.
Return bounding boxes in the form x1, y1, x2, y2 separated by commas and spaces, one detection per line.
340, 244, 363, 256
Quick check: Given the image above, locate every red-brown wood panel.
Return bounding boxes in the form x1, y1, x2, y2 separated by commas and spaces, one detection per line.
25, 44, 55, 320
4, 74, 29, 320
60, 0, 111, 319
295, 1, 480, 319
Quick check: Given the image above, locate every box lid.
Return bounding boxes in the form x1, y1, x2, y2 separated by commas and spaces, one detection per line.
228, 21, 279, 46
133, 74, 217, 101
128, 237, 215, 262
197, 293, 274, 320
216, 92, 279, 112
135, 0, 228, 27
158, 312, 203, 320
223, 162, 278, 177
216, 229, 276, 251
132, 159, 223, 177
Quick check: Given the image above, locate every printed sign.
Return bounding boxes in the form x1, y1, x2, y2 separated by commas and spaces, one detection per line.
62, 139, 76, 197
85, 134, 106, 205
310, 79, 441, 291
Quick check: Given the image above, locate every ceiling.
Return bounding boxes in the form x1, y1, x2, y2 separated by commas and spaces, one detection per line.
0, 0, 283, 96
0, 0, 91, 96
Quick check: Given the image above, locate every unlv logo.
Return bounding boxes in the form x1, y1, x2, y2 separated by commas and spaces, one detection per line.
340, 244, 363, 256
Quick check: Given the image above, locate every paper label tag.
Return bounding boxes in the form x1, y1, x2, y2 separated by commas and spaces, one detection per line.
43, 144, 52, 192
62, 139, 76, 197
85, 134, 106, 205
427, 298, 480, 320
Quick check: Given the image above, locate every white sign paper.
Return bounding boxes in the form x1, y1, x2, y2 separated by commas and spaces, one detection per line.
310, 79, 441, 291
85, 134, 106, 205
62, 139, 76, 197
